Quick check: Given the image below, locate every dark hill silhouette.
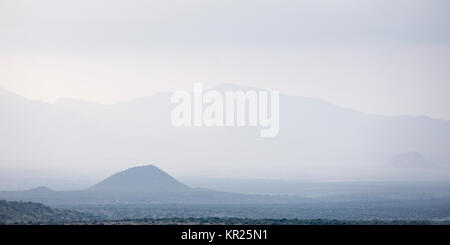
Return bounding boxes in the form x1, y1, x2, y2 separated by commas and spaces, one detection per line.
0, 200, 94, 224
89, 165, 189, 192
0, 165, 311, 205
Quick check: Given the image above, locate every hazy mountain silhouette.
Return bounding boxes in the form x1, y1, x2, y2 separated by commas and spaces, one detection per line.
389, 152, 434, 168
89, 165, 189, 192
1, 84, 450, 183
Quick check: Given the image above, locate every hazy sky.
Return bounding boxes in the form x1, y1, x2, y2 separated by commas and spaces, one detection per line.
1, 0, 450, 119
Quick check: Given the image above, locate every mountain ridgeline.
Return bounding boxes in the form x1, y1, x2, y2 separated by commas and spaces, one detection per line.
1, 84, 450, 182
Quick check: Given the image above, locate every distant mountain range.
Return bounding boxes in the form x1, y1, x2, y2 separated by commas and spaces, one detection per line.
1, 84, 450, 182
0, 165, 310, 205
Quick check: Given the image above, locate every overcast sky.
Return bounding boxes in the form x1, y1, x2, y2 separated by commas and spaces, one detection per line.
1, 0, 450, 120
